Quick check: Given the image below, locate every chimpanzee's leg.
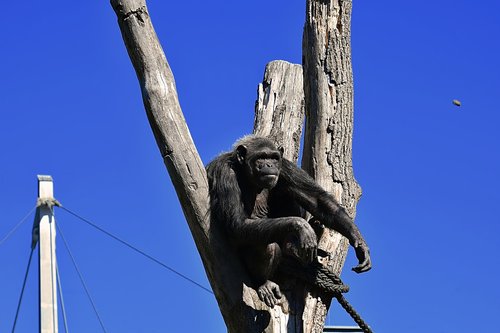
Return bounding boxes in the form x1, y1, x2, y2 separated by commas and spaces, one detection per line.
243, 243, 283, 307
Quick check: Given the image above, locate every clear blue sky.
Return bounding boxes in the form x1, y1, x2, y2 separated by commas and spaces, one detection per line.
1, 1, 499, 332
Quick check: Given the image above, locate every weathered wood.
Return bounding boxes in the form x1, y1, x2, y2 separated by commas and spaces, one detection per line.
109, 1, 245, 331
253, 60, 306, 332
110, 0, 209, 234
254, 60, 305, 162
302, 0, 362, 331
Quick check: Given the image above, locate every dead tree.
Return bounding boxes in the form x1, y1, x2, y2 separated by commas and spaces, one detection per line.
111, 0, 362, 332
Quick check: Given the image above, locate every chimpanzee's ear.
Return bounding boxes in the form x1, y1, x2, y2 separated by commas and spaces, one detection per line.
236, 145, 247, 165
278, 146, 284, 157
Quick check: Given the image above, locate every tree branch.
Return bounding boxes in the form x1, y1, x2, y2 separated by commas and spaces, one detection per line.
302, 0, 362, 330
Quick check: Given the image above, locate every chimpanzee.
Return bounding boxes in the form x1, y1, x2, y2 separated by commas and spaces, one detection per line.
206, 135, 371, 307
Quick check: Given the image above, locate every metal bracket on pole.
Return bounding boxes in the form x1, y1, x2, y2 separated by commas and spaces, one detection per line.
37, 175, 58, 333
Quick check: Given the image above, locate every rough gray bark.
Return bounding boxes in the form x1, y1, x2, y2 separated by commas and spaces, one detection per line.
254, 60, 305, 162
302, 0, 362, 331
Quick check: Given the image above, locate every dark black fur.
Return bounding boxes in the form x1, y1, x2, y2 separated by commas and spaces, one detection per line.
206, 135, 371, 307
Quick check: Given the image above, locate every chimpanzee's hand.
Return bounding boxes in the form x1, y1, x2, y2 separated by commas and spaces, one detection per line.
352, 241, 371, 273
257, 280, 283, 307
284, 218, 318, 265
297, 221, 318, 265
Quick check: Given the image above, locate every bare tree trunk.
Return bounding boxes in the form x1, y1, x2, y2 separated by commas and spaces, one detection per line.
111, 0, 361, 332
301, 0, 362, 331
109, 1, 248, 331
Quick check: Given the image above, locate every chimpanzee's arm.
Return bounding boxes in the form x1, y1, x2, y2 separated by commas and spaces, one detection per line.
239, 216, 318, 263
279, 159, 371, 272
278, 159, 358, 242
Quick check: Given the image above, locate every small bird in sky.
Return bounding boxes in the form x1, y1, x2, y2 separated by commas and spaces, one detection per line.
452, 99, 461, 107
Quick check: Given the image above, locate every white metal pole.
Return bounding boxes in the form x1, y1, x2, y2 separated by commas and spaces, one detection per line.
37, 175, 58, 333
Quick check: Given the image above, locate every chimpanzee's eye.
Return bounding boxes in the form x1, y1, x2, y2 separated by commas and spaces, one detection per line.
259, 152, 280, 160
269, 152, 281, 160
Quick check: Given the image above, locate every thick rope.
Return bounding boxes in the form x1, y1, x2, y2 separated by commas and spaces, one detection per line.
334, 293, 373, 333
280, 259, 373, 333
280, 260, 349, 294
310, 262, 349, 294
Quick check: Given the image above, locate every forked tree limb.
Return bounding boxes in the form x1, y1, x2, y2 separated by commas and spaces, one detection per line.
111, 0, 362, 332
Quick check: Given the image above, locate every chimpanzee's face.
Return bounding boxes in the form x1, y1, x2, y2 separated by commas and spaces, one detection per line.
249, 148, 281, 189
236, 144, 282, 189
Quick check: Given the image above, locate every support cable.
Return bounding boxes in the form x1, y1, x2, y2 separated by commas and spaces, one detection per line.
58, 206, 213, 295
11, 248, 35, 333
56, 263, 70, 333
56, 223, 108, 333
0, 206, 36, 247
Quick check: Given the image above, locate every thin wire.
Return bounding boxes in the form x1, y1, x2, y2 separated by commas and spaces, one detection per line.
56, 223, 108, 333
0, 206, 36, 246
56, 263, 70, 333
58, 206, 213, 295
11, 248, 35, 333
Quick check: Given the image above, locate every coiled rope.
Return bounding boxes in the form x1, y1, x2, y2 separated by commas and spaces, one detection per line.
280, 259, 373, 333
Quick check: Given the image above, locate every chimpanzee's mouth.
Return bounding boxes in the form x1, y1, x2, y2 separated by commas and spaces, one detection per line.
260, 175, 279, 188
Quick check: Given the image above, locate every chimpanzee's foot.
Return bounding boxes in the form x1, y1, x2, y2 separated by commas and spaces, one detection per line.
257, 280, 283, 307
